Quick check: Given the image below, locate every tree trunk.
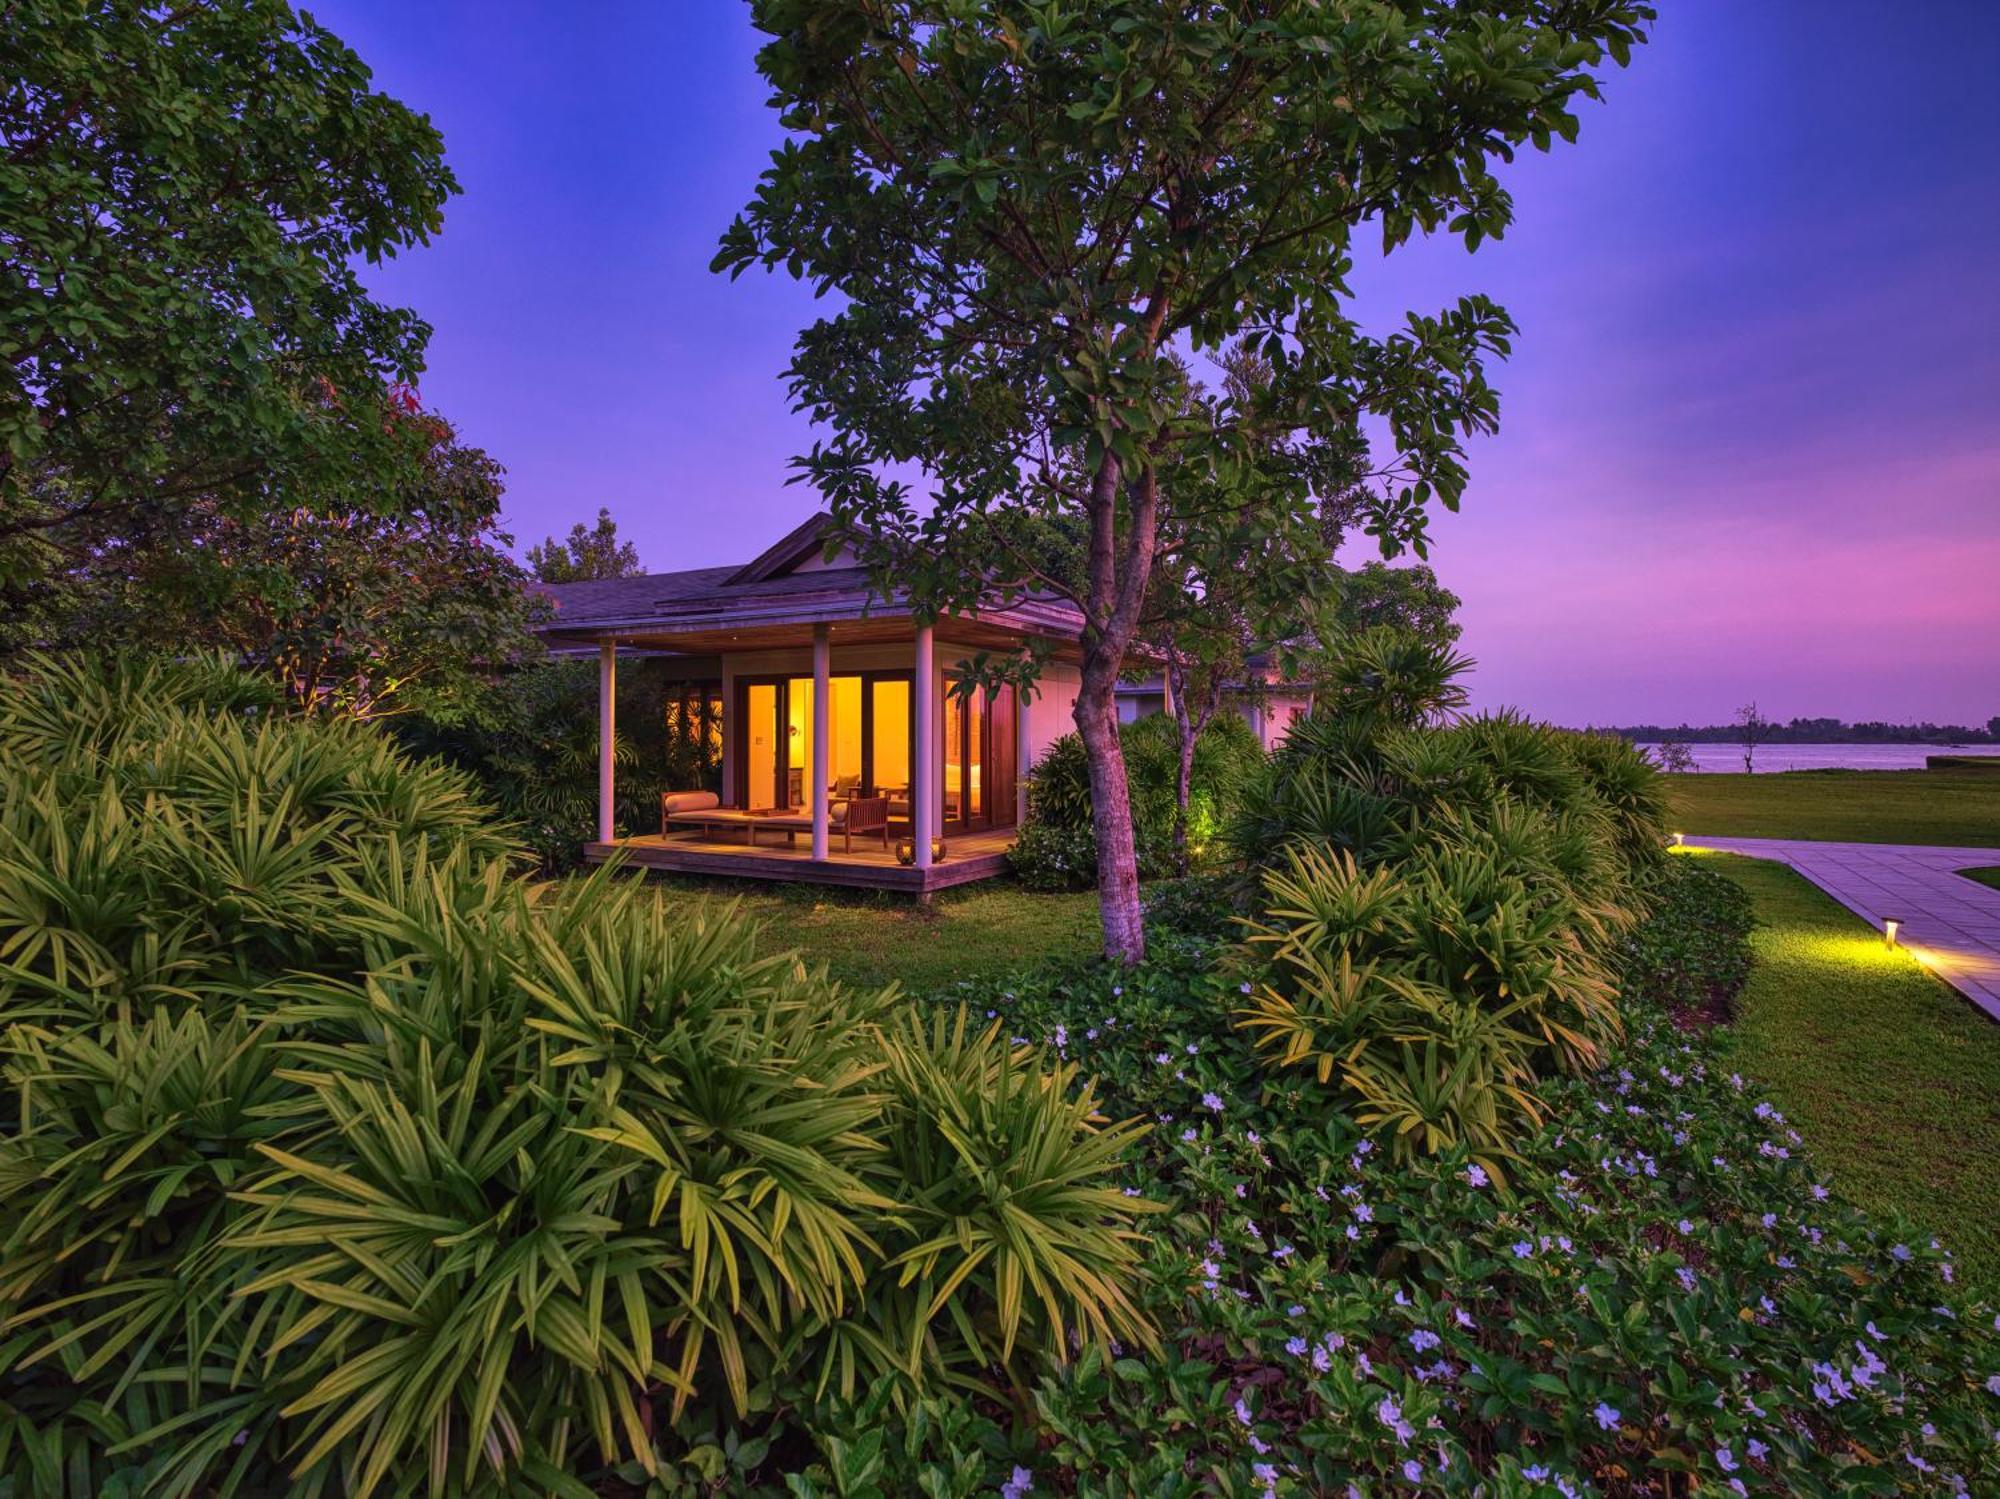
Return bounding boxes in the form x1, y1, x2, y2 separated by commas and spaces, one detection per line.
1075, 664, 1146, 962
1073, 294, 1171, 964
1074, 450, 1159, 965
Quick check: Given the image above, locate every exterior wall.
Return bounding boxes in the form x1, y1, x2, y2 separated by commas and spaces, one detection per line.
1025, 663, 1082, 768
1260, 692, 1312, 751
789, 543, 859, 573
1112, 672, 1315, 752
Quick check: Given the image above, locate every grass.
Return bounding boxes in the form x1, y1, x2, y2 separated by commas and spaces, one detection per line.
1958, 866, 2000, 893
632, 874, 1103, 992
1664, 766, 2000, 847
1705, 852, 2000, 1292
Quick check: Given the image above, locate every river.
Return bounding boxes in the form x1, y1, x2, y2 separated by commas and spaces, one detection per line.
1633, 743, 2000, 773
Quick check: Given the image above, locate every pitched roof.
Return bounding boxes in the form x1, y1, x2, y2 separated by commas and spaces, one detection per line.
530, 514, 1087, 645
532, 563, 890, 631
724, 512, 839, 585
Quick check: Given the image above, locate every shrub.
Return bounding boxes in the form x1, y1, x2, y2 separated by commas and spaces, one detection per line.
0, 653, 1152, 1496
1009, 711, 1265, 890
1622, 853, 1757, 1021
1222, 711, 1668, 1171
1236, 838, 1614, 1182
395, 657, 714, 873
1310, 625, 1473, 734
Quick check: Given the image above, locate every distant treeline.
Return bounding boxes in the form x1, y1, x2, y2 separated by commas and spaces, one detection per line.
1591, 717, 2000, 745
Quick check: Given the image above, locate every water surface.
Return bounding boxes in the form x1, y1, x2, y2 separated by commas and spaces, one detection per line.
1635, 743, 2000, 773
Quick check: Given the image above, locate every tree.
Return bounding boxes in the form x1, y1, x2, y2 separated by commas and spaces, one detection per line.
1735, 700, 1771, 774
1649, 739, 1697, 774
1989, 715, 2000, 743
1143, 343, 1353, 870
39, 405, 544, 717
2, 0, 456, 588
719, 0, 1652, 960
1334, 562, 1463, 648
527, 507, 645, 582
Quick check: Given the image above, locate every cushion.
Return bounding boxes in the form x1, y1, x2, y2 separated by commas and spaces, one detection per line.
662, 790, 720, 815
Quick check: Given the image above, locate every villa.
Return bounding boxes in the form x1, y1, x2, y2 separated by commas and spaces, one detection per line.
537, 514, 1316, 893
536, 515, 1086, 892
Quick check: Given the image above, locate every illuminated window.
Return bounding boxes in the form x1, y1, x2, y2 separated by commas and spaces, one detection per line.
870, 678, 910, 796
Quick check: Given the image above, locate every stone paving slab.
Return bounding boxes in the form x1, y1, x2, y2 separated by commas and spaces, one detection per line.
1684, 836, 2000, 1024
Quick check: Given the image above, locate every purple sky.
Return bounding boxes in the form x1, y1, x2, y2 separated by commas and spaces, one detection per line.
318, 1, 2000, 727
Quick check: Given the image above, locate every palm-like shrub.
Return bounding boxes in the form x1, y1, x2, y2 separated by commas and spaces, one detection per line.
1226, 686, 1669, 1176
0, 653, 1152, 1496
1311, 626, 1473, 735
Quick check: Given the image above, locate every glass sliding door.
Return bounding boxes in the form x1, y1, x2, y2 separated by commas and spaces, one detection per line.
744, 682, 781, 809
868, 676, 911, 819
785, 677, 813, 809
738, 672, 909, 816
942, 680, 988, 832
783, 674, 878, 808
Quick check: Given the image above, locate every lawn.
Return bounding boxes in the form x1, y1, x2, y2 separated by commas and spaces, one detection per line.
1665, 765, 2000, 846
1706, 852, 2000, 1291
634, 875, 1103, 992
1959, 865, 2000, 893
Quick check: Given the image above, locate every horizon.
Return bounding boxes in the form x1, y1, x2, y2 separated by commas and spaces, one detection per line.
317, 0, 1999, 727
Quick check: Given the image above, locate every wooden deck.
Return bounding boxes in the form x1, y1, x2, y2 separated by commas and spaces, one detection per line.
583, 825, 1017, 894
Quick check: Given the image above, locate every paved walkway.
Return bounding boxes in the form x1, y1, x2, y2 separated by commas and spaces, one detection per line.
1686, 836, 2000, 1023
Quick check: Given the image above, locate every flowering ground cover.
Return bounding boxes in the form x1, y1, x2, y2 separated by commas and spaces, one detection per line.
887, 871, 2000, 1497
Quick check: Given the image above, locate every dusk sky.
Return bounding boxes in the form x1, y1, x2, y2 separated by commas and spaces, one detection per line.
317, 1, 2000, 728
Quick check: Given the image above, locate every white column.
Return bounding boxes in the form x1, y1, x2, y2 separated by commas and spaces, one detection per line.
811, 624, 831, 860
597, 640, 616, 843
1014, 683, 1030, 826
913, 625, 935, 869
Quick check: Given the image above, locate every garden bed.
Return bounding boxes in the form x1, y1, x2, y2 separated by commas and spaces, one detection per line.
6, 656, 1996, 1496
909, 866, 1999, 1495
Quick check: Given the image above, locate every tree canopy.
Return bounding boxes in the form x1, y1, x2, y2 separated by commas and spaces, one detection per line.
1334, 561, 1463, 648
26, 404, 542, 716
1, 0, 458, 580
527, 507, 645, 582
721, 0, 1653, 958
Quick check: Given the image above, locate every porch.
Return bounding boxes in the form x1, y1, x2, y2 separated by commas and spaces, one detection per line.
583, 824, 1017, 894
539, 515, 1085, 895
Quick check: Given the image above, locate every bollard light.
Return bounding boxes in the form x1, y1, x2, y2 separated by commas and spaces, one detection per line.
1672, 832, 1685, 849
1883, 917, 1901, 949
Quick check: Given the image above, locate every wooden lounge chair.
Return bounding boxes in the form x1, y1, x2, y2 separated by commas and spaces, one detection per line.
660, 790, 769, 842
756, 794, 892, 854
